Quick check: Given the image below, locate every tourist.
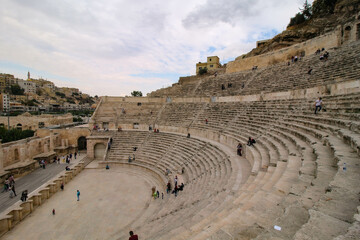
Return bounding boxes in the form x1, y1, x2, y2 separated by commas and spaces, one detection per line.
66, 166, 70, 171
174, 185, 178, 197
324, 52, 329, 60
174, 176, 178, 187
10, 184, 17, 197
247, 137, 256, 146
74, 152, 77, 159
61, 183, 64, 191
128, 155, 132, 163
179, 183, 184, 191
187, 133, 190, 138
153, 191, 157, 199
9, 175, 15, 185
118, 126, 122, 131
129, 231, 138, 240
21, 190, 28, 202
133, 147, 137, 151
237, 143, 242, 156
2, 179, 9, 192
314, 97, 322, 114
162, 192, 164, 199
156, 129, 159, 133
167, 181, 171, 194
133, 154, 136, 161
70, 153, 72, 159
106, 164, 110, 170
221, 84, 225, 90
157, 190, 160, 198
228, 83, 232, 88
77, 190, 80, 201
52, 209, 56, 215
205, 119, 208, 124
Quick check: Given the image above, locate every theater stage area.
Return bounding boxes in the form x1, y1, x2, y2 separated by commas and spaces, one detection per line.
2, 167, 159, 240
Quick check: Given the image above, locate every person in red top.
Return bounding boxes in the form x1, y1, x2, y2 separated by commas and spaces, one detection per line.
129, 231, 138, 240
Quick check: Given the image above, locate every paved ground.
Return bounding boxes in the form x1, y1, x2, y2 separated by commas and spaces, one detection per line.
0, 152, 86, 214
1, 167, 153, 240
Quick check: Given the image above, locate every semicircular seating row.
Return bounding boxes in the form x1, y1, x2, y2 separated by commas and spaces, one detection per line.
93, 91, 360, 239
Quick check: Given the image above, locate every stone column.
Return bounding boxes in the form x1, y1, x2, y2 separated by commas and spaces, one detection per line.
49, 130, 54, 151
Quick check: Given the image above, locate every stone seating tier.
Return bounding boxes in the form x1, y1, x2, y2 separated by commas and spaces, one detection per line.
148, 40, 360, 98
97, 91, 360, 239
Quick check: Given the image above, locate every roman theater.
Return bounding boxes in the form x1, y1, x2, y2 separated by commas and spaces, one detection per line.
1, 8, 360, 240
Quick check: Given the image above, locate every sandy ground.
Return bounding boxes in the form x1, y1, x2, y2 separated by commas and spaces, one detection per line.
2, 167, 153, 240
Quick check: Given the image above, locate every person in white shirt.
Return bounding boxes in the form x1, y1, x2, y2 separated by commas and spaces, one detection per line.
315, 97, 322, 114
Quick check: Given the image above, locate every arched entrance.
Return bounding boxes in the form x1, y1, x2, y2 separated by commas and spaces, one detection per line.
78, 136, 87, 150
94, 143, 106, 159
16, 123, 22, 130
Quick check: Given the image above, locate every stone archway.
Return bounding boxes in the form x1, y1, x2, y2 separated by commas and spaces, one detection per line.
344, 25, 352, 42
94, 143, 106, 159
78, 136, 87, 150
16, 123, 22, 130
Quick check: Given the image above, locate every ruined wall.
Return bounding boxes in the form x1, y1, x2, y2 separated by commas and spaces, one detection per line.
36, 127, 90, 147
0, 113, 73, 130
0, 133, 60, 172
226, 27, 342, 73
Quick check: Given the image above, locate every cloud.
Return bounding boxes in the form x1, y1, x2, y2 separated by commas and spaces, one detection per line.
0, 0, 311, 96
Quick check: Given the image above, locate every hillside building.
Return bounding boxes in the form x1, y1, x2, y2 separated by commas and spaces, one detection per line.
196, 56, 221, 74
0, 93, 10, 112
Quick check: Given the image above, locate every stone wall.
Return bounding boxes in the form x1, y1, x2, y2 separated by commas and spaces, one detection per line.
226, 27, 342, 73
0, 113, 73, 131
0, 132, 60, 180
36, 128, 90, 147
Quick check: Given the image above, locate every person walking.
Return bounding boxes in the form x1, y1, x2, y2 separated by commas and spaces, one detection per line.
77, 190, 80, 201
10, 184, 17, 197
74, 152, 77, 159
314, 97, 322, 114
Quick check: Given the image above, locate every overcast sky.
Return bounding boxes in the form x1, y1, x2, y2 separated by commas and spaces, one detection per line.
0, 0, 311, 96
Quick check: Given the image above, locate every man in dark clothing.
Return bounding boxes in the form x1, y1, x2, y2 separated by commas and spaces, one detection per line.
129, 231, 138, 240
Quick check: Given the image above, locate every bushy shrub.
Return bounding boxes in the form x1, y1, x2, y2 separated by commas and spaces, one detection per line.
0, 128, 35, 143
199, 67, 208, 75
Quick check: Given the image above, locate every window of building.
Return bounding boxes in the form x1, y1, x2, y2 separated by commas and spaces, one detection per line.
209, 58, 212, 61
210, 65, 214, 68
199, 67, 202, 70
137, 102, 142, 106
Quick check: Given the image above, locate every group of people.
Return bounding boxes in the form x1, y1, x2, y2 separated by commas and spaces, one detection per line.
315, 48, 329, 61
165, 176, 185, 197
2, 175, 17, 197
221, 83, 233, 90
247, 137, 256, 146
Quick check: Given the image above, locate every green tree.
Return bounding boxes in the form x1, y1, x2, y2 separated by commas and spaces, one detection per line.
198, 67, 208, 75
300, 0, 312, 19
10, 84, 25, 95
131, 91, 143, 97
288, 12, 306, 27
0, 127, 35, 143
